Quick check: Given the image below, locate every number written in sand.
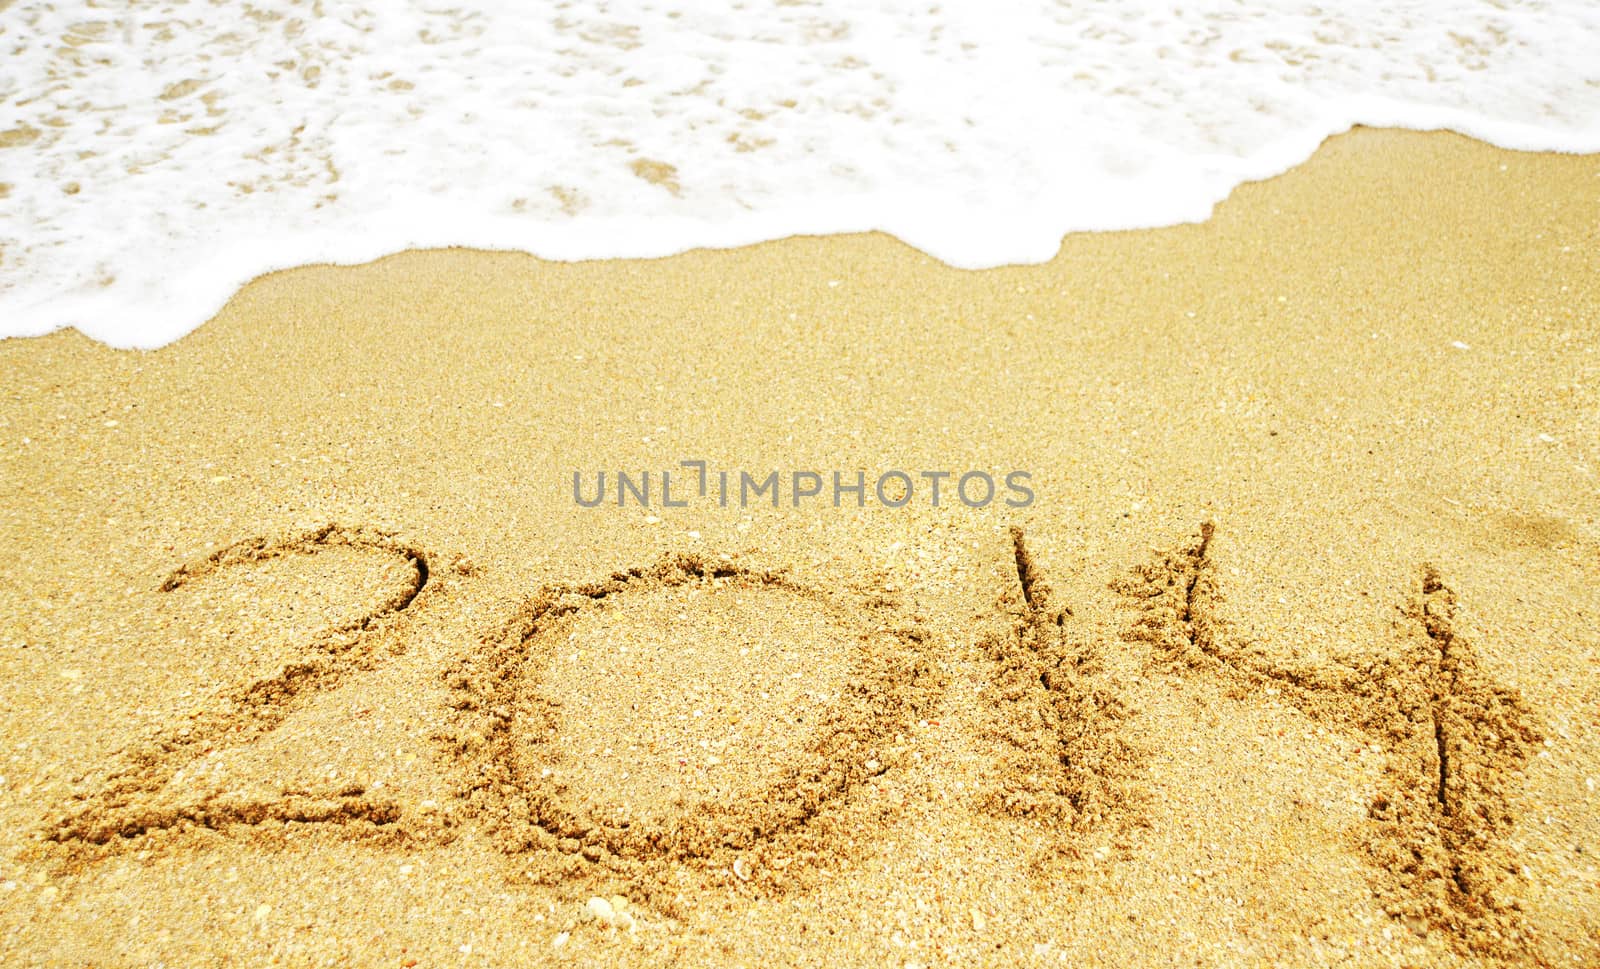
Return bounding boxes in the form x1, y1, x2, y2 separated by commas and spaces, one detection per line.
436, 554, 941, 905
1114, 523, 1541, 958
41, 520, 1543, 959
46, 524, 434, 858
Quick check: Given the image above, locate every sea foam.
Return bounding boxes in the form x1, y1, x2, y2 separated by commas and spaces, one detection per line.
3, 0, 1599, 347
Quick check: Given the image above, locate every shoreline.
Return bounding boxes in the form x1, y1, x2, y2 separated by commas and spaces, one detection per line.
9, 123, 1600, 351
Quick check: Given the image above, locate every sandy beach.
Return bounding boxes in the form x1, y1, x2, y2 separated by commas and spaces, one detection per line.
1, 127, 1597, 966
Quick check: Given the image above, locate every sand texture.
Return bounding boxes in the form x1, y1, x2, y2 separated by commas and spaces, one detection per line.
1, 129, 1597, 966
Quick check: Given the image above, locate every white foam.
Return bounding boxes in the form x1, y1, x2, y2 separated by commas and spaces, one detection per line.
3, 0, 1598, 348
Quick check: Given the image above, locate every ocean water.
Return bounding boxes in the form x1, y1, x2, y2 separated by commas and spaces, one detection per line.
2, 0, 1598, 348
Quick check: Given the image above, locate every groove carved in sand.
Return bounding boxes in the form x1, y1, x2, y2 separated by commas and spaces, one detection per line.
1117, 523, 1541, 957
44, 524, 435, 861
978, 527, 1142, 857
438, 553, 942, 908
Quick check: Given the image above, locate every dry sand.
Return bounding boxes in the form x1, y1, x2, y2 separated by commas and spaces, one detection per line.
1, 128, 1597, 966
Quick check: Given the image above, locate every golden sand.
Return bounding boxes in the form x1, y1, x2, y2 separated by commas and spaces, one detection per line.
1, 128, 1597, 966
